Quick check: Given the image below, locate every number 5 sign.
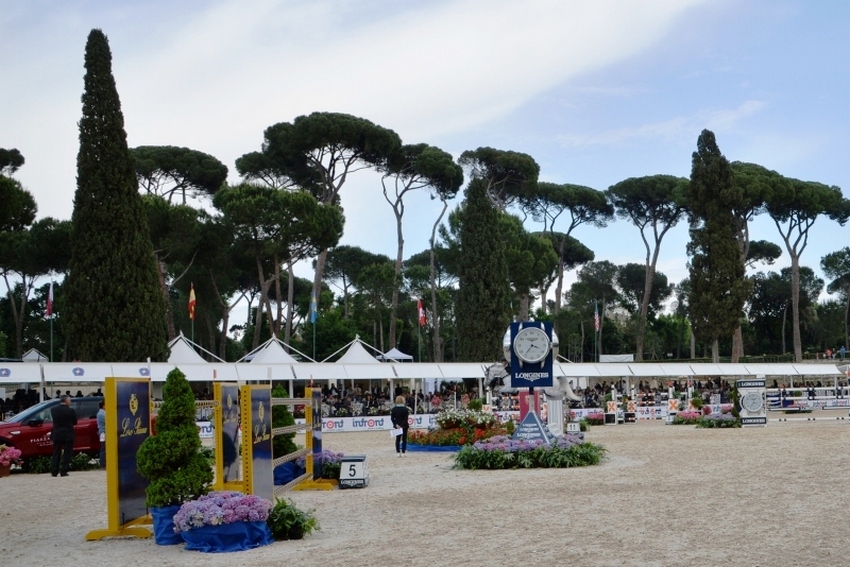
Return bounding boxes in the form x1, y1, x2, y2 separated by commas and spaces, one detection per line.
339, 455, 369, 489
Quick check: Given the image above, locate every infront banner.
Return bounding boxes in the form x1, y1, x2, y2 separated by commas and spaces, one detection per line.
86, 377, 152, 541
296, 413, 437, 433
241, 385, 273, 502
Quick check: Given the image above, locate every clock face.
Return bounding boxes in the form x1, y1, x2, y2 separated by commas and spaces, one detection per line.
741, 391, 764, 413
513, 327, 550, 363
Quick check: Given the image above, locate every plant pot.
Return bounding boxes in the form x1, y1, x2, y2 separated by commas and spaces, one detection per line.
0, 463, 10, 477
151, 504, 183, 546
287, 525, 305, 540
624, 412, 636, 423
181, 521, 273, 553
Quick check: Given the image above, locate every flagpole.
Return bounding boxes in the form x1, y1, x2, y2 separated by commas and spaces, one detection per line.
47, 281, 54, 362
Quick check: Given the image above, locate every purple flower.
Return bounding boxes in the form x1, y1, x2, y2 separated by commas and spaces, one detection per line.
173, 491, 273, 532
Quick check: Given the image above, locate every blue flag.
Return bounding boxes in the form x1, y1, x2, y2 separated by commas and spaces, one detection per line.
310, 291, 318, 324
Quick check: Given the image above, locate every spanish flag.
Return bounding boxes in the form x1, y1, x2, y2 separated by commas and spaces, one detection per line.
188, 284, 196, 321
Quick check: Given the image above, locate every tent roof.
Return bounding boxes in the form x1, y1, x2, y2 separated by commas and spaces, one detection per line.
167, 333, 208, 364
377, 348, 413, 362
22, 348, 48, 362
249, 338, 298, 364
335, 339, 380, 364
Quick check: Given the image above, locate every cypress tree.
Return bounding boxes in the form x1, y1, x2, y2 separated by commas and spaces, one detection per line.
64, 29, 167, 361
456, 178, 512, 361
686, 130, 750, 361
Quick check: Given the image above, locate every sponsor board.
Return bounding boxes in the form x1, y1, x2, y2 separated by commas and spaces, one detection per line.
295, 414, 437, 433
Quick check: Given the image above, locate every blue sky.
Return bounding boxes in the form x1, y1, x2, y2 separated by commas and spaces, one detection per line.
2, 0, 848, 303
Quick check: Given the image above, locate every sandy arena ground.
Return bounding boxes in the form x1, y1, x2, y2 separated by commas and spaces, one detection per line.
2, 415, 849, 567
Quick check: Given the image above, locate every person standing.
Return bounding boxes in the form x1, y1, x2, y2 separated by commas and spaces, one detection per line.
96, 400, 106, 469
390, 395, 410, 457
50, 395, 77, 477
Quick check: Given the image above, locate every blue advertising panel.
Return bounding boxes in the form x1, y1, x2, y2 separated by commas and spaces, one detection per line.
311, 389, 323, 480
214, 383, 241, 487
114, 379, 150, 525
510, 321, 554, 389
249, 386, 274, 502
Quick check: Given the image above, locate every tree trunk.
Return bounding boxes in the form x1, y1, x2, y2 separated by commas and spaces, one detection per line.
791, 255, 802, 361
284, 263, 295, 347
429, 200, 449, 362
711, 338, 719, 363
781, 305, 787, 355
553, 254, 565, 314
273, 253, 283, 338
155, 258, 177, 341
312, 249, 329, 324
388, 197, 405, 350
252, 296, 263, 350
689, 329, 696, 359
730, 326, 744, 363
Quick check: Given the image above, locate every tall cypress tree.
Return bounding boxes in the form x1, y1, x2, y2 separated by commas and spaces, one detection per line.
64, 29, 167, 361
686, 129, 749, 362
456, 178, 512, 361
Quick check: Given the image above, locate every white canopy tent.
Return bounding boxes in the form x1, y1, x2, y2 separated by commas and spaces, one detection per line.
167, 333, 210, 364
377, 348, 413, 362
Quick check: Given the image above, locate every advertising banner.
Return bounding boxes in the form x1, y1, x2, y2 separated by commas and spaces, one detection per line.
214, 383, 240, 488
241, 385, 273, 502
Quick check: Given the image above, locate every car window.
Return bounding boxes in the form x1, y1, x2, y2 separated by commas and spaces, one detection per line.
73, 399, 100, 419
32, 406, 54, 423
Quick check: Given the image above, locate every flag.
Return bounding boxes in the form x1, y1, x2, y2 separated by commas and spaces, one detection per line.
310, 290, 318, 324
594, 304, 600, 332
417, 299, 426, 327
188, 284, 196, 321
46, 281, 54, 317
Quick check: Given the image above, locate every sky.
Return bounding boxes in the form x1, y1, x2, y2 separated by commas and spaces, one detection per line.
2, 0, 849, 306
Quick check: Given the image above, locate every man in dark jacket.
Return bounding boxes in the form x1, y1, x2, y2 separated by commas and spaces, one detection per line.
390, 396, 410, 456
50, 395, 77, 477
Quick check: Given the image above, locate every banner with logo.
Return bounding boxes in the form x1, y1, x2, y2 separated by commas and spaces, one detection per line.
87, 377, 152, 541
214, 383, 240, 489
241, 385, 273, 502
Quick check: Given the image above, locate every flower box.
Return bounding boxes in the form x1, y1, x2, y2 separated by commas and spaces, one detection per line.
174, 491, 273, 553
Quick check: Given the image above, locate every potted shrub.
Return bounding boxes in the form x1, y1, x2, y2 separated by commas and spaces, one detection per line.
173, 491, 273, 552
267, 498, 319, 540
137, 368, 213, 545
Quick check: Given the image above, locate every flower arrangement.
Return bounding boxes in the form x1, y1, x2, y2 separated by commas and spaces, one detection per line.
453, 435, 606, 470
696, 413, 740, 429
0, 444, 22, 467
435, 408, 498, 430
350, 401, 364, 416
409, 426, 504, 447
585, 412, 604, 426
672, 411, 701, 425
173, 491, 273, 533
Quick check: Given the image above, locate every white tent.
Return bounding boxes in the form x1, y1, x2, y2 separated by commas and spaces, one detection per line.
167, 333, 211, 364
22, 348, 48, 362
248, 338, 298, 364
377, 348, 413, 362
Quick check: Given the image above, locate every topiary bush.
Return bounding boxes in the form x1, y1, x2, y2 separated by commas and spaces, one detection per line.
137, 368, 213, 507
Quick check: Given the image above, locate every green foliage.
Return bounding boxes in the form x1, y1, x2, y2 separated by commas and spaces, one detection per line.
267, 498, 320, 540
687, 130, 749, 360
64, 29, 167, 362
0, 148, 25, 175
505, 418, 516, 435
272, 385, 297, 458
131, 145, 228, 204
137, 368, 212, 507
456, 178, 512, 361
23, 453, 99, 473
467, 397, 484, 411
696, 415, 741, 428
453, 441, 606, 470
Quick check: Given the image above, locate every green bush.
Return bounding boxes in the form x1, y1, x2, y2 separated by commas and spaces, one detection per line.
467, 397, 484, 411
267, 498, 319, 540
137, 368, 213, 507
272, 385, 297, 458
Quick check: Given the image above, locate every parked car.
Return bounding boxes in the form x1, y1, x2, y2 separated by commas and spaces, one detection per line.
0, 397, 102, 462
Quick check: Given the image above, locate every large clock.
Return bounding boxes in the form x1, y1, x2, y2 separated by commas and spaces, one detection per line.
741, 391, 764, 413
513, 326, 551, 364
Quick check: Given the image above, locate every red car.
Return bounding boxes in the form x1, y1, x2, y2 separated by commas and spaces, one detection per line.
0, 397, 102, 462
